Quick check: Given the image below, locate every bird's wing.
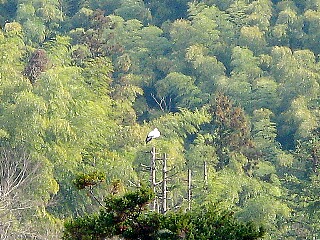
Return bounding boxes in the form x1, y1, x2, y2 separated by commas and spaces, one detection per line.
153, 129, 160, 138
148, 130, 155, 138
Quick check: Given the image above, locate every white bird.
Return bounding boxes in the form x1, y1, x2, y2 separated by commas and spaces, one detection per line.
145, 128, 160, 144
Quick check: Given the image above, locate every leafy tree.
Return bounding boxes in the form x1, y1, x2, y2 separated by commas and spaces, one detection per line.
251, 77, 280, 112
0, 0, 17, 24
217, 46, 263, 110
43, 35, 72, 66
283, 127, 320, 238
1, 0, 320, 238
270, 47, 319, 108
15, 0, 63, 45
226, 0, 249, 30
185, 133, 218, 201
68, 9, 111, 56
304, 0, 320, 10
169, 18, 196, 62
206, 93, 254, 170
271, 2, 304, 48
59, 0, 83, 17
185, 44, 226, 96
203, 0, 236, 11
114, 0, 152, 24
278, 96, 318, 149
251, 108, 279, 160
67, 7, 94, 30
238, 26, 267, 54
230, 46, 262, 82
203, 153, 290, 239
246, 0, 272, 32
82, 56, 113, 95
187, 2, 236, 61
63, 182, 265, 240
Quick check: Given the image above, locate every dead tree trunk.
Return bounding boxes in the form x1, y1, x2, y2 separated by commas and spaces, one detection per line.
204, 160, 208, 190
0, 147, 42, 239
187, 169, 192, 211
150, 147, 157, 211
161, 153, 167, 214
311, 147, 319, 174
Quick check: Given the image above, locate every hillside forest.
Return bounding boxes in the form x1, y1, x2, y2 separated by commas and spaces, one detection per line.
0, 0, 319, 239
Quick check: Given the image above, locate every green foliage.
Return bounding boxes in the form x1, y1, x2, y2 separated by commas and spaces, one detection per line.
186, 205, 265, 240
186, 44, 226, 95
82, 56, 113, 94
63, 186, 156, 240
208, 93, 252, 152
1, 0, 320, 238
114, 0, 152, 24
73, 171, 106, 190
251, 108, 278, 158
145, 0, 189, 25
63, 185, 264, 240
155, 72, 203, 111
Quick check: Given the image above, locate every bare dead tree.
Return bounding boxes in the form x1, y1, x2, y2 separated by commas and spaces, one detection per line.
0, 147, 45, 240
203, 161, 208, 190
150, 93, 172, 112
150, 146, 159, 212
187, 169, 192, 211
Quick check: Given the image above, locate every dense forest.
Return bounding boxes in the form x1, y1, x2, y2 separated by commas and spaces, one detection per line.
0, 0, 319, 239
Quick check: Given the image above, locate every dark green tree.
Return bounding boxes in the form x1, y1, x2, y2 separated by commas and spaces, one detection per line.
63, 182, 265, 240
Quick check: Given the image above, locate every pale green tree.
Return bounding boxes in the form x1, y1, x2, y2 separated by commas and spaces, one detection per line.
251, 77, 280, 111
271, 47, 319, 107
251, 108, 279, 160
247, 0, 272, 32
303, 9, 320, 53
238, 26, 267, 54
186, 44, 226, 96
271, 2, 304, 47
218, 46, 262, 109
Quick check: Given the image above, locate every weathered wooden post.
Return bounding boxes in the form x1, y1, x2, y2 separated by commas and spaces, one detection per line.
161, 153, 167, 214
150, 146, 157, 211
187, 168, 192, 211
204, 160, 208, 190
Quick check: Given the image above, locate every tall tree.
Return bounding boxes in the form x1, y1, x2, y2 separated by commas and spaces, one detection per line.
206, 93, 253, 169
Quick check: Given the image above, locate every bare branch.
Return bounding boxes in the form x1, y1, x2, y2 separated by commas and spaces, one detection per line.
0, 146, 43, 239
151, 93, 165, 112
